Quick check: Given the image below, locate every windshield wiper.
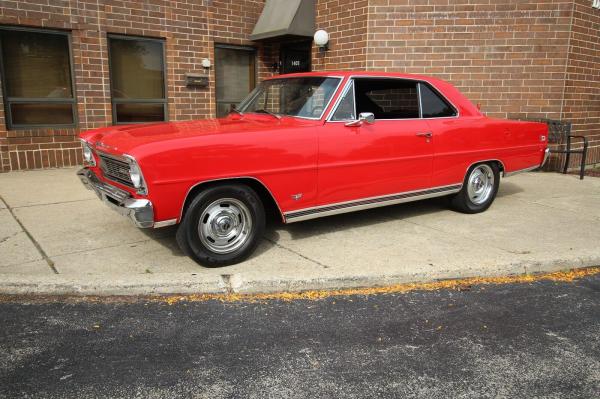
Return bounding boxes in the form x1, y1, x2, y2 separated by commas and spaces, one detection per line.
254, 109, 282, 120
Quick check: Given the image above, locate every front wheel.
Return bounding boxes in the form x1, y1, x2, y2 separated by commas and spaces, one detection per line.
451, 163, 500, 213
176, 184, 265, 267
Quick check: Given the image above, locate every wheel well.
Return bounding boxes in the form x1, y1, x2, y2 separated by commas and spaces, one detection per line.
469, 160, 505, 176
180, 178, 284, 224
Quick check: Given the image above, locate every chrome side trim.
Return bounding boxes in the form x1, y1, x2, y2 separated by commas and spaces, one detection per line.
284, 184, 462, 223
504, 165, 539, 177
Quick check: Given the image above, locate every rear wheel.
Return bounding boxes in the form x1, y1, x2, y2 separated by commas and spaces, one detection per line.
451, 163, 500, 213
177, 184, 265, 267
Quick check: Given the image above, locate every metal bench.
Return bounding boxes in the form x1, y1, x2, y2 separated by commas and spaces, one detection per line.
528, 119, 589, 180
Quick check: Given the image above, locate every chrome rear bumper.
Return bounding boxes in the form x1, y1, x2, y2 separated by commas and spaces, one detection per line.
77, 168, 154, 228
540, 147, 551, 168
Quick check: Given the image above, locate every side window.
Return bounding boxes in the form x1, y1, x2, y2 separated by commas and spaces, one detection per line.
330, 81, 355, 121
419, 83, 456, 118
354, 79, 419, 119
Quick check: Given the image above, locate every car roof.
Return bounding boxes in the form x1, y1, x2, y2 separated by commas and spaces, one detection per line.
265, 71, 482, 117
266, 71, 435, 81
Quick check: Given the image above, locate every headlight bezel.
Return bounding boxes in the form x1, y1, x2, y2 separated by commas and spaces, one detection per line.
80, 139, 96, 166
124, 154, 148, 195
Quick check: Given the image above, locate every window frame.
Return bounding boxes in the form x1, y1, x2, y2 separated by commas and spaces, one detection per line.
326, 76, 459, 122
107, 33, 168, 125
214, 43, 257, 118
0, 26, 78, 130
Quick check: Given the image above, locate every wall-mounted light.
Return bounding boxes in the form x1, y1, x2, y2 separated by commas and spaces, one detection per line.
314, 29, 329, 51
201, 58, 211, 69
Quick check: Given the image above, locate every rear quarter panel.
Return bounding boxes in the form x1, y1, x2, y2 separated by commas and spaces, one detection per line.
429, 116, 548, 187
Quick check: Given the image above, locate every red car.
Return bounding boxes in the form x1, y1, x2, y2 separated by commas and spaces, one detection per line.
78, 72, 549, 266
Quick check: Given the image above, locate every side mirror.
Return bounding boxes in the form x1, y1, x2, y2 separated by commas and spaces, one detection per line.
345, 112, 375, 127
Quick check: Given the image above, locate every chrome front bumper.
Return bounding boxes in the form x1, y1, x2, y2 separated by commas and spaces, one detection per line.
77, 168, 154, 228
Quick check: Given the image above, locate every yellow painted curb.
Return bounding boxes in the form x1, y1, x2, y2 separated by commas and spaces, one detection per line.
160, 266, 600, 305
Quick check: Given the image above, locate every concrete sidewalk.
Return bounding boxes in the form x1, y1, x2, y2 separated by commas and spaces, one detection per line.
1, 168, 599, 295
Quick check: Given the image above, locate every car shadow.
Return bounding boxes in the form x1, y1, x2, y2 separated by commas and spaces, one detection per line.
141, 181, 524, 262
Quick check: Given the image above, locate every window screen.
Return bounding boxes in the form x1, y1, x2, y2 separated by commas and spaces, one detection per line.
109, 36, 166, 123
0, 29, 76, 128
419, 83, 456, 118
354, 79, 419, 120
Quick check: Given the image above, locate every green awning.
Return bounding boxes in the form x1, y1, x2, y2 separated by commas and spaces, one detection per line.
250, 0, 315, 41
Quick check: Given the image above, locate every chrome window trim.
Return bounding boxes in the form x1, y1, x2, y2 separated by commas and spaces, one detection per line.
238, 76, 344, 121
325, 75, 460, 122
284, 183, 463, 223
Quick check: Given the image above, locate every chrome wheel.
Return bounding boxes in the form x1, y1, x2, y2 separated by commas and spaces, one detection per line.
467, 164, 495, 205
198, 198, 253, 254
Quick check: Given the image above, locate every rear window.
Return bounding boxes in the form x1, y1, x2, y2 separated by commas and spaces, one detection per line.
419, 83, 457, 118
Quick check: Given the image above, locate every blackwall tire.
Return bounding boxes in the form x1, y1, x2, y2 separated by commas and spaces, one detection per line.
176, 184, 265, 267
451, 163, 500, 214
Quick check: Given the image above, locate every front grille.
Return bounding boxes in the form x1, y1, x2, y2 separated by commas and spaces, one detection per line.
98, 153, 134, 188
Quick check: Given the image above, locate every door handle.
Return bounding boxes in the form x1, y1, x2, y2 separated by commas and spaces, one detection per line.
416, 132, 433, 138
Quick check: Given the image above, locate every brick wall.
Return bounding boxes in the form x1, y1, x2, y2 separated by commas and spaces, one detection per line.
365, 0, 573, 121
562, 0, 600, 168
313, 0, 369, 70
0, 0, 273, 172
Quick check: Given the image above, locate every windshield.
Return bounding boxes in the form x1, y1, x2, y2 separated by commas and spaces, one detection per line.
237, 77, 341, 119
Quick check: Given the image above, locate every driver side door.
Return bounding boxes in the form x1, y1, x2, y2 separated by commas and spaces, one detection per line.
316, 77, 434, 207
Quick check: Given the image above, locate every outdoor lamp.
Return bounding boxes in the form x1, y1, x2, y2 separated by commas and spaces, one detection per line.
314, 29, 329, 51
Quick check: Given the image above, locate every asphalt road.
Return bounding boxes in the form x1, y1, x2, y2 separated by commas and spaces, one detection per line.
1, 276, 599, 399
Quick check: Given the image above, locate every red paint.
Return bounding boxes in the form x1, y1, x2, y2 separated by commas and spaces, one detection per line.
80, 72, 548, 224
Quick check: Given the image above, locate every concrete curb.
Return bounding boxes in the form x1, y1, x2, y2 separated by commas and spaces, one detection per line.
1, 256, 598, 296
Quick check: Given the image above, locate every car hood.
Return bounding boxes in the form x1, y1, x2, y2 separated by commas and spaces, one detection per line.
80, 115, 320, 156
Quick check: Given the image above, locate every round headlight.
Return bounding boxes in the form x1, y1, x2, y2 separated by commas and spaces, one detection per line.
129, 162, 142, 188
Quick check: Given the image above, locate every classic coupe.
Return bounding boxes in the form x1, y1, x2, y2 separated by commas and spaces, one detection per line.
78, 72, 549, 266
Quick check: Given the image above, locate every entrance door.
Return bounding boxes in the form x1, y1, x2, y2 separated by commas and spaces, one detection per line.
280, 41, 311, 74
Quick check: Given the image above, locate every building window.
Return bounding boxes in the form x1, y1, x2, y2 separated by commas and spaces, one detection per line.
108, 35, 167, 124
215, 44, 256, 118
0, 28, 76, 129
